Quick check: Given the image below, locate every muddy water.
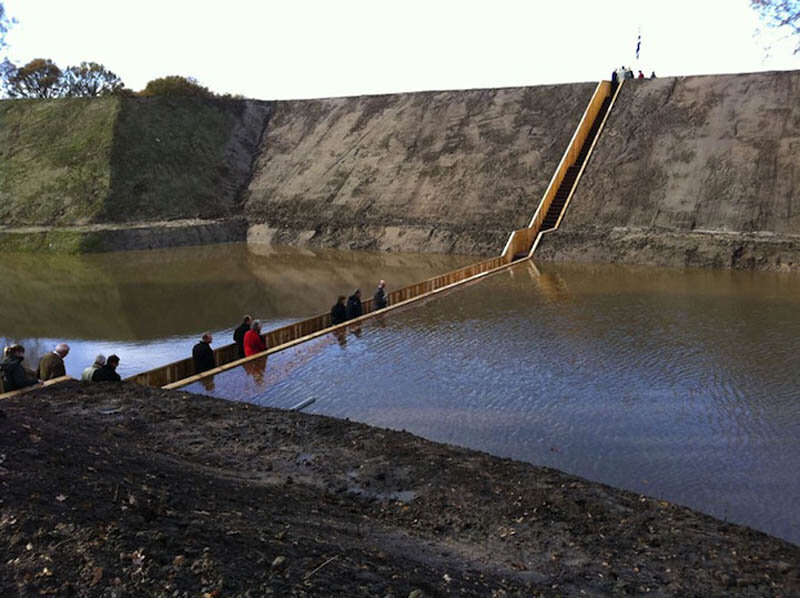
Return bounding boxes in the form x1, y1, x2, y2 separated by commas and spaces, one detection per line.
0, 243, 478, 378
184, 261, 800, 546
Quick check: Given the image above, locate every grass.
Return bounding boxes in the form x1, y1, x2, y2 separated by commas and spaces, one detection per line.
0, 96, 262, 236
0, 97, 119, 226
105, 97, 249, 223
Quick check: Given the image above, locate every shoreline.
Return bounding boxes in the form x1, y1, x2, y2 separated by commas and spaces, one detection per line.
1, 382, 797, 596
3, 224, 799, 274
0, 218, 246, 254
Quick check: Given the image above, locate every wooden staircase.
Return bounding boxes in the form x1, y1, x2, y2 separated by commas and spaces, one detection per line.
539, 94, 612, 231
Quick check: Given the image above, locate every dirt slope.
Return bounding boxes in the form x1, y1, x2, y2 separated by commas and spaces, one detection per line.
245, 84, 595, 256
1, 382, 798, 596
536, 71, 800, 270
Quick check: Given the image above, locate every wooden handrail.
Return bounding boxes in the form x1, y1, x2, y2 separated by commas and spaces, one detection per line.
126, 255, 506, 388
0, 376, 73, 401
527, 81, 611, 235
530, 79, 623, 255
161, 255, 512, 390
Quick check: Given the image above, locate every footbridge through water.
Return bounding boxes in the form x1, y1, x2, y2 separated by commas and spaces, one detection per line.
0, 80, 622, 399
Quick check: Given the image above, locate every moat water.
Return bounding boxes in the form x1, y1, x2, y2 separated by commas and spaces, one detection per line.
3, 245, 799, 545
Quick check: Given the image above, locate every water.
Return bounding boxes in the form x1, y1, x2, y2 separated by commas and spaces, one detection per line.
0, 243, 478, 378
183, 261, 800, 546
3, 246, 799, 545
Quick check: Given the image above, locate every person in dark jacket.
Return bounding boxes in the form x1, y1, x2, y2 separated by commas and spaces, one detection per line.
330, 296, 347, 325
192, 333, 215, 373
373, 279, 388, 310
233, 315, 251, 358
345, 289, 362, 320
1, 344, 39, 391
92, 354, 121, 382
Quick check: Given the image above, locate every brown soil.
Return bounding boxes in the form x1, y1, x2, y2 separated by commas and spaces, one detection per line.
541, 72, 800, 271
245, 84, 596, 257
1, 382, 798, 597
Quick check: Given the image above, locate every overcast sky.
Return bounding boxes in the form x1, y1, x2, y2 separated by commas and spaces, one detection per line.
3, 0, 799, 100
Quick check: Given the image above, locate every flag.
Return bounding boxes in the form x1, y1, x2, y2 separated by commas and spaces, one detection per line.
636, 34, 641, 60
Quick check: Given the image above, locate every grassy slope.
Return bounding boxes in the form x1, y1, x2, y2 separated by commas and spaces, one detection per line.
0, 97, 118, 226
105, 96, 249, 222
0, 96, 260, 229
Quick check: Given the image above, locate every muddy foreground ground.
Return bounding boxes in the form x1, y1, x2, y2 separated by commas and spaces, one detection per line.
1, 382, 797, 596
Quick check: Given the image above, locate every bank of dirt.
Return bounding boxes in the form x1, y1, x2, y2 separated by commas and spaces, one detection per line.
244, 84, 595, 257
536, 71, 800, 271
4, 72, 799, 264
1, 382, 797, 596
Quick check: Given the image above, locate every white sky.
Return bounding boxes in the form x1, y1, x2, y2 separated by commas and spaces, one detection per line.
3, 0, 799, 100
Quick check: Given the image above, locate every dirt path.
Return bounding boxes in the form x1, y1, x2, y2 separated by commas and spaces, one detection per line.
1, 382, 797, 596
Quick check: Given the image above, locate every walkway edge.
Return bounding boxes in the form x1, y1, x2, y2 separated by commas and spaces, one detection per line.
161, 257, 526, 390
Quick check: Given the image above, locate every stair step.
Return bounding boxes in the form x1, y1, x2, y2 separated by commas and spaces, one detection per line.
537, 94, 614, 234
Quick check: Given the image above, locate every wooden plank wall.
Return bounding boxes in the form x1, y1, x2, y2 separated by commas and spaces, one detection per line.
125, 255, 506, 388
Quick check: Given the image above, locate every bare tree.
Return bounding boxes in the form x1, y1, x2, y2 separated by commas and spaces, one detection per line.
751, 0, 800, 53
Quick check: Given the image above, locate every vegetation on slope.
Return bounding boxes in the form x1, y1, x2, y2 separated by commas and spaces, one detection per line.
0, 97, 118, 225
103, 96, 258, 223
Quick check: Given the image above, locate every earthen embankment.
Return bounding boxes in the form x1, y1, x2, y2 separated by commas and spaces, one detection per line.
244, 84, 595, 256
3, 72, 799, 267
1, 382, 798, 595
0, 97, 271, 252
535, 71, 800, 270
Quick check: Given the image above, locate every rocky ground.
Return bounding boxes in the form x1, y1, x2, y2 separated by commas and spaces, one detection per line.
1, 382, 798, 596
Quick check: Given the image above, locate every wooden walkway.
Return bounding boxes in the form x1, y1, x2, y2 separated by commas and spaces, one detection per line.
0, 80, 623, 399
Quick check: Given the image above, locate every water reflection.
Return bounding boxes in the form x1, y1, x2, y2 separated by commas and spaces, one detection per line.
0, 244, 477, 377
184, 262, 800, 546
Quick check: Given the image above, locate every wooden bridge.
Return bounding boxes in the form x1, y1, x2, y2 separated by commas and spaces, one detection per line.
1, 80, 623, 400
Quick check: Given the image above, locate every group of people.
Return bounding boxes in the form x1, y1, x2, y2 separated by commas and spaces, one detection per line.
190, 316, 269, 375
3, 278, 395, 391
0, 342, 121, 393
330, 280, 387, 326
611, 66, 656, 83
189, 280, 390, 376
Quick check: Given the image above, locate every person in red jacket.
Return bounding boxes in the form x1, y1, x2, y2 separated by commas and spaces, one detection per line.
243, 319, 267, 356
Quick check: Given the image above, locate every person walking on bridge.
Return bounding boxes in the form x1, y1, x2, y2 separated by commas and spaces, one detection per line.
373, 280, 388, 310
1, 344, 39, 392
346, 289, 363, 320
244, 320, 267, 357
233, 315, 251, 358
193, 333, 216, 374
92, 354, 121, 382
331, 296, 347, 326
81, 354, 106, 381
37, 343, 69, 381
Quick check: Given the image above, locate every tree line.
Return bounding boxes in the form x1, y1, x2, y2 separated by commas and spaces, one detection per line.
0, 3, 229, 99
0, 57, 221, 99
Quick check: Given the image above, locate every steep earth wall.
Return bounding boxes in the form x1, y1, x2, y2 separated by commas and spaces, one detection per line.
0, 96, 271, 252
244, 84, 596, 256
3, 72, 799, 268
535, 71, 800, 271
